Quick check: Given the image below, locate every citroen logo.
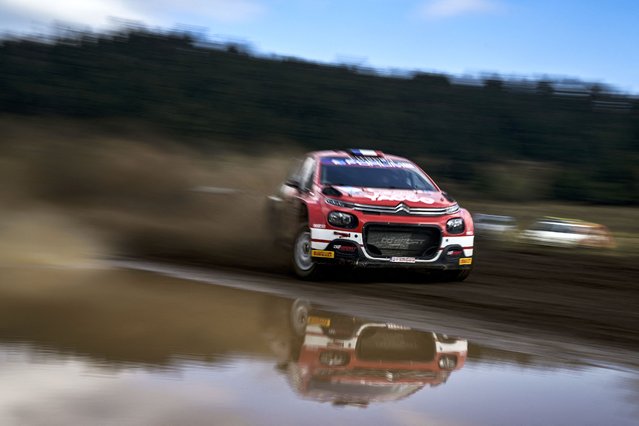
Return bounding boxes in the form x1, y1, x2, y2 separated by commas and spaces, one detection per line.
396, 203, 410, 213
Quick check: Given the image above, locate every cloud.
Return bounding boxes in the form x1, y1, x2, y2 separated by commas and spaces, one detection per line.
135, 0, 265, 24
0, 0, 147, 29
418, 0, 500, 19
0, 0, 265, 33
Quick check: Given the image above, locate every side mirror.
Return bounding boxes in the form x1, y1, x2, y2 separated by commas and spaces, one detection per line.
285, 179, 301, 189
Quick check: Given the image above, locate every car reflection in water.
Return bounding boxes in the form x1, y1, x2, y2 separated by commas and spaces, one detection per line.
278, 300, 467, 407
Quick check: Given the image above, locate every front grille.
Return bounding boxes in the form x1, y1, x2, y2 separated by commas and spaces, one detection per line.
354, 203, 457, 217
356, 328, 436, 362
364, 225, 441, 258
319, 368, 439, 380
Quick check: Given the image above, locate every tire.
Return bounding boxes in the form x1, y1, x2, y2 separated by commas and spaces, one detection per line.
291, 225, 322, 279
290, 299, 311, 336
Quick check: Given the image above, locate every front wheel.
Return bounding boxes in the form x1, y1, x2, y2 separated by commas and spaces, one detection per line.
292, 226, 322, 279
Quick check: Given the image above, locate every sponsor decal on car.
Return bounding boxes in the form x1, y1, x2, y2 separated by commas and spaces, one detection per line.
322, 157, 416, 169
311, 250, 335, 259
360, 191, 435, 204
307, 316, 331, 327
459, 258, 472, 265
333, 187, 436, 204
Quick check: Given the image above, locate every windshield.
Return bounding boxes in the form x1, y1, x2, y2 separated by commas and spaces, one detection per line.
320, 162, 437, 191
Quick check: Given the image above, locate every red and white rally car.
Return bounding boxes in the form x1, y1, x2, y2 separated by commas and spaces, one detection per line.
267, 149, 474, 280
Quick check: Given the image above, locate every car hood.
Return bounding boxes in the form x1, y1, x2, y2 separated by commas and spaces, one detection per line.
332, 186, 454, 208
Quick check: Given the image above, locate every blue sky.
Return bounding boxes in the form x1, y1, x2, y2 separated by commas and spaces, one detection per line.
1, 0, 637, 93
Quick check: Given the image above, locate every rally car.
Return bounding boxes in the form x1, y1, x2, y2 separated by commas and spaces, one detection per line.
267, 149, 474, 280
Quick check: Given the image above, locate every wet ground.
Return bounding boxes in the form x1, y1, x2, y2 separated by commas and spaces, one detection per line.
1, 249, 638, 425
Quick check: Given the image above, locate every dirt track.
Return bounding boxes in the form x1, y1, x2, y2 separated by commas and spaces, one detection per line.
462, 243, 638, 347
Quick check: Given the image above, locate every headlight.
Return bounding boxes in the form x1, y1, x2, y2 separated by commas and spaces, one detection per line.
325, 198, 354, 208
328, 211, 358, 229
445, 203, 460, 214
319, 351, 350, 366
446, 218, 465, 234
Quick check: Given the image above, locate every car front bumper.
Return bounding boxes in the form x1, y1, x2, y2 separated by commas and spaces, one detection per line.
309, 233, 474, 270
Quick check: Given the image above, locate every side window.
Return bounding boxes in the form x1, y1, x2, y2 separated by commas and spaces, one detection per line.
535, 222, 552, 231
299, 157, 316, 192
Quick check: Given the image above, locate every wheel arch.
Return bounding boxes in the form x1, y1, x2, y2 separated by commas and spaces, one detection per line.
297, 201, 309, 225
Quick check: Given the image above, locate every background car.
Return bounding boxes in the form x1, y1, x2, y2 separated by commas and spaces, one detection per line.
473, 214, 518, 240
520, 217, 615, 249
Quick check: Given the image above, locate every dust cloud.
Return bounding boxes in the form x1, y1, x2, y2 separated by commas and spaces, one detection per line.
0, 119, 300, 270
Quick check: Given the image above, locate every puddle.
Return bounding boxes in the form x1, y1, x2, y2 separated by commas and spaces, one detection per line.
0, 267, 637, 425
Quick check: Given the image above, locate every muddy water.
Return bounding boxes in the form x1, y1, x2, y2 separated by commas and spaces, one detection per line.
1, 267, 637, 426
